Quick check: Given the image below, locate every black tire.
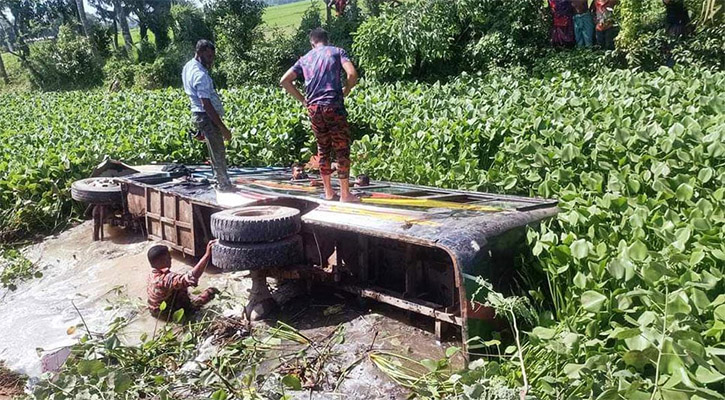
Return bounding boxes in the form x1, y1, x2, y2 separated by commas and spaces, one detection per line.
212, 236, 303, 271
71, 177, 123, 205
211, 206, 301, 243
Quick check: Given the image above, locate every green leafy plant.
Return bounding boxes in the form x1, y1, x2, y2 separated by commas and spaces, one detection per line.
0, 65, 723, 399
0, 248, 40, 290
207, 0, 267, 86
171, 3, 214, 48
27, 24, 104, 91
353, 0, 460, 80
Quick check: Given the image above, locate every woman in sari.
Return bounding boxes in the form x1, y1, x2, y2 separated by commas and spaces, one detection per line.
549, 0, 576, 48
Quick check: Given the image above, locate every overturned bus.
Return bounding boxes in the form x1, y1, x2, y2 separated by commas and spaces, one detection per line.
71, 163, 558, 361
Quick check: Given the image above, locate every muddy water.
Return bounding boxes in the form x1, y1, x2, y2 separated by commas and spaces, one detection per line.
0, 222, 182, 376
0, 222, 462, 398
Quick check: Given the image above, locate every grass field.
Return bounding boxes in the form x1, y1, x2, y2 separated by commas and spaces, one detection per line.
1, 52, 19, 72
0, 52, 26, 91
115, 1, 316, 44
116, 27, 156, 48
263, 0, 324, 33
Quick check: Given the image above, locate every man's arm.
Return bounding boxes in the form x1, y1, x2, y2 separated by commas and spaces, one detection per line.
200, 98, 231, 141
280, 69, 306, 106
342, 61, 358, 98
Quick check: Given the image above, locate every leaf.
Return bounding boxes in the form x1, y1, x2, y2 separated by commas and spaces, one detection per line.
691, 289, 710, 313
114, 373, 132, 393
421, 359, 438, 372
323, 304, 344, 316
211, 389, 228, 400
563, 363, 584, 379
607, 259, 625, 280
581, 290, 607, 313
661, 389, 690, 400
692, 218, 710, 231
172, 308, 185, 323
76, 360, 105, 377
570, 239, 589, 260
531, 326, 556, 340
281, 374, 302, 390
668, 292, 692, 315
445, 346, 460, 358
573, 271, 587, 289
694, 365, 725, 384
610, 327, 641, 339
627, 240, 648, 262
623, 350, 652, 370
675, 183, 694, 202
697, 167, 713, 183
712, 249, 725, 261
715, 305, 725, 322
502, 176, 517, 190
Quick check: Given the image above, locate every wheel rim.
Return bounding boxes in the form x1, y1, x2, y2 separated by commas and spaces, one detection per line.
86, 178, 119, 188
232, 208, 281, 217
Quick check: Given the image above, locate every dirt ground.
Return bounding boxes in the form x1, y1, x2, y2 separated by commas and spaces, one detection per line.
0, 221, 463, 398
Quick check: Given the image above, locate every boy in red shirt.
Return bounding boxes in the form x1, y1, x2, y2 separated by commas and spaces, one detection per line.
146, 240, 219, 319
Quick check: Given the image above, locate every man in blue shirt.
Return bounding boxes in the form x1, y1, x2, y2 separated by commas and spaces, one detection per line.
182, 40, 233, 190
280, 28, 359, 202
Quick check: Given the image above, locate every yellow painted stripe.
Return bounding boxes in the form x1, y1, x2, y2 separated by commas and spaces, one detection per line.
325, 205, 440, 227
360, 198, 501, 212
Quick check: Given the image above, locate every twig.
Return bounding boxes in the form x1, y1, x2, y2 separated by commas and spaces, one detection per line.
650, 285, 669, 400
71, 300, 93, 339
367, 331, 379, 352
509, 310, 529, 400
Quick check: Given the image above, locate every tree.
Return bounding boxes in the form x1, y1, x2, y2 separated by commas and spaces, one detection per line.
112, 0, 134, 55
75, 0, 91, 37
0, 0, 67, 78
88, 0, 119, 49
206, 0, 266, 85
0, 56, 7, 84
129, 0, 172, 50
0, 25, 8, 83
170, 3, 213, 46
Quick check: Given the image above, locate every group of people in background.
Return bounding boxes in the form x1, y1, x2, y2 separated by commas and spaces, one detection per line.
549, 0, 692, 49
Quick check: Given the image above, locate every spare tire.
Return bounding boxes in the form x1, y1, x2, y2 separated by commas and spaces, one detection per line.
212, 236, 303, 271
71, 177, 123, 205
211, 206, 301, 243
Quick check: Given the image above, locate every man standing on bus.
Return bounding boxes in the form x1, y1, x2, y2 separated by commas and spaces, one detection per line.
182, 39, 234, 191
280, 28, 359, 203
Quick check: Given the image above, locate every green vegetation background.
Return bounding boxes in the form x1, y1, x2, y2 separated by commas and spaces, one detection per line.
0, 1, 723, 399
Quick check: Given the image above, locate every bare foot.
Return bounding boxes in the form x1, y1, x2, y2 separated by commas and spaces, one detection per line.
340, 194, 361, 203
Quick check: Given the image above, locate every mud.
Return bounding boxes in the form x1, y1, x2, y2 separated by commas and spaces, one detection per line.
0, 222, 463, 398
